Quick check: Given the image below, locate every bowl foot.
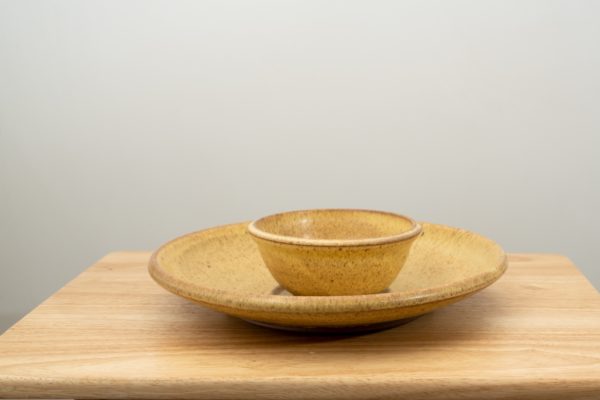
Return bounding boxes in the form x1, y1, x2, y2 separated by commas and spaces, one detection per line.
242, 316, 421, 334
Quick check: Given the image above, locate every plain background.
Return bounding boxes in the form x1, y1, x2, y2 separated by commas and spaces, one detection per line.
1, 0, 599, 333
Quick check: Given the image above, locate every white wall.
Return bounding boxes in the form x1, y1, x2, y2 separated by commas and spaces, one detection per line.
1, 0, 599, 332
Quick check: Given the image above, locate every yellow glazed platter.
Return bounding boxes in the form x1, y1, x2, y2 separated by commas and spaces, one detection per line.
149, 222, 507, 332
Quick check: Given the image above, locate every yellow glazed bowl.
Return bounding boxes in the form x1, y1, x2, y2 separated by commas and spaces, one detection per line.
247, 209, 422, 296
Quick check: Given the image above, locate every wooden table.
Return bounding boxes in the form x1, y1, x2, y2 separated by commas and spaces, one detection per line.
1, 252, 599, 399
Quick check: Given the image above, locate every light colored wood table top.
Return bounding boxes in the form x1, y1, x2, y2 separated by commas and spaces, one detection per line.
1, 252, 599, 400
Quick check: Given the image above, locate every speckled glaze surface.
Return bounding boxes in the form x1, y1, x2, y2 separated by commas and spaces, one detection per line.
148, 222, 507, 331
248, 209, 422, 296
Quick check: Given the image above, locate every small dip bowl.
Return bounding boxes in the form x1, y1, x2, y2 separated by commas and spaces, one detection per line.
248, 209, 422, 296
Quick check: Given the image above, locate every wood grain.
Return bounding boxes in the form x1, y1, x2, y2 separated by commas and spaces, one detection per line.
0, 252, 599, 399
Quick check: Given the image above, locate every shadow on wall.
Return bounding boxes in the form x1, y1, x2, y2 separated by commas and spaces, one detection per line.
0, 314, 23, 334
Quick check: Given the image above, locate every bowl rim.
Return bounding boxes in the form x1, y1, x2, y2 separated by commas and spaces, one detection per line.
247, 208, 422, 247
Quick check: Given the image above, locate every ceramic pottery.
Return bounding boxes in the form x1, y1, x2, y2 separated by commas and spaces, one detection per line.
248, 209, 422, 296
149, 222, 507, 332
